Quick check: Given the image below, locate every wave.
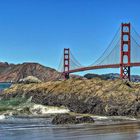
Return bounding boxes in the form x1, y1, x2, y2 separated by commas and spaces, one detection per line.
92, 115, 137, 122
0, 97, 137, 122
0, 97, 69, 117
0, 115, 6, 120
30, 104, 69, 115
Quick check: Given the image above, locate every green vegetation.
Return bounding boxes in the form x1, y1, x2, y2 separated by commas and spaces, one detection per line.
0, 98, 27, 107
0, 97, 32, 114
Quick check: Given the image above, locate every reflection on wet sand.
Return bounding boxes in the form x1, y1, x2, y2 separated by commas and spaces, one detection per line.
1, 119, 140, 140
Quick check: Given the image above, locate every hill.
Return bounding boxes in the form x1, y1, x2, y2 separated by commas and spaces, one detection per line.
0, 62, 61, 82
84, 73, 140, 82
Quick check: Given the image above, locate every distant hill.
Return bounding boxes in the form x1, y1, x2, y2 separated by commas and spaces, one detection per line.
0, 62, 61, 82
84, 73, 140, 82
84, 73, 119, 80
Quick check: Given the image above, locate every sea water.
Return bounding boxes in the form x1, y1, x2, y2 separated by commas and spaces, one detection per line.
0, 82, 11, 91
1, 116, 140, 140
1, 83, 140, 140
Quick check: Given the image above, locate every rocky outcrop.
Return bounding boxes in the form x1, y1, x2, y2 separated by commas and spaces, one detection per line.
2, 78, 140, 116
52, 114, 94, 124
0, 62, 61, 82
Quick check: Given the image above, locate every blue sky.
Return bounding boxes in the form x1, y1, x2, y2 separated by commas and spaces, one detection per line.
0, 0, 140, 75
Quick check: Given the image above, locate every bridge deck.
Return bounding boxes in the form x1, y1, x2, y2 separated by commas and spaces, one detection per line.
67, 62, 140, 73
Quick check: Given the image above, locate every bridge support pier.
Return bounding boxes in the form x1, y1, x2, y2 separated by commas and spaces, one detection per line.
63, 72, 70, 79
63, 48, 70, 79
120, 23, 131, 81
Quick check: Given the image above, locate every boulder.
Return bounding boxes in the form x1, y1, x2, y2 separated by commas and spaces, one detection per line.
76, 116, 95, 123
52, 114, 94, 124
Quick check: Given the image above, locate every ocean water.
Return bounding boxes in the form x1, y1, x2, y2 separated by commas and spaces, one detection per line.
0, 82, 11, 91
1, 83, 140, 140
1, 116, 140, 140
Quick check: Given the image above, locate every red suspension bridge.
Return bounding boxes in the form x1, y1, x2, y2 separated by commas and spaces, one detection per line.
58, 23, 140, 81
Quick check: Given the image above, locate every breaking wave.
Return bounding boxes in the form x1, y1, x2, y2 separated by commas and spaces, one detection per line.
0, 97, 69, 117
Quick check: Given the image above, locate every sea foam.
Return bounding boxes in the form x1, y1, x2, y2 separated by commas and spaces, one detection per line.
30, 104, 70, 115
0, 115, 6, 120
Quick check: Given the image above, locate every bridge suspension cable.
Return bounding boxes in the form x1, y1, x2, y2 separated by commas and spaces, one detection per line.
131, 25, 140, 45
58, 54, 64, 72
70, 51, 84, 70
95, 39, 120, 66
58, 26, 121, 72
131, 36, 140, 63
90, 27, 120, 66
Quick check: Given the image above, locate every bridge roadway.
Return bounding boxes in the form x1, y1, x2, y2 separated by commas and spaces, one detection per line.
67, 62, 140, 73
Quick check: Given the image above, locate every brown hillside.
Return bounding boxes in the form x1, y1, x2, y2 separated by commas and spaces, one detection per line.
0, 62, 61, 82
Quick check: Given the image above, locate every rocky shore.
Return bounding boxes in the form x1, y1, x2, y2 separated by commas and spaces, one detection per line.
1, 78, 140, 117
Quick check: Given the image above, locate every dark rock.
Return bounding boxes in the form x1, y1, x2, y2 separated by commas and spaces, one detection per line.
52, 114, 94, 124
76, 116, 95, 123
52, 114, 76, 124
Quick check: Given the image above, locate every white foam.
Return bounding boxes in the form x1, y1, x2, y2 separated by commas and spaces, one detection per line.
30, 104, 70, 115
0, 115, 5, 120
93, 116, 109, 120
93, 115, 137, 121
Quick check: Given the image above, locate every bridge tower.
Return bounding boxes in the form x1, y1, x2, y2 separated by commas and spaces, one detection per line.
63, 48, 70, 79
120, 23, 131, 81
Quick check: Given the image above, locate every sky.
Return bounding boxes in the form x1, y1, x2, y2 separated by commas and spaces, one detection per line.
0, 0, 140, 75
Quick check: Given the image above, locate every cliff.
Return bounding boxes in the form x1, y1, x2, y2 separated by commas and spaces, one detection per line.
3, 78, 140, 116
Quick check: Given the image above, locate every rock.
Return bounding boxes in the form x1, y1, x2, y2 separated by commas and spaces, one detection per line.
3, 78, 140, 117
18, 76, 42, 84
52, 114, 76, 124
76, 116, 95, 123
52, 114, 94, 124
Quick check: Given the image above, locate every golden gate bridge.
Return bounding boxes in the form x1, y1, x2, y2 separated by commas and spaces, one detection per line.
58, 23, 140, 81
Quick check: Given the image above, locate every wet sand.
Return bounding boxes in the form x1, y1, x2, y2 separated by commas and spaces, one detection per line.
0, 117, 140, 140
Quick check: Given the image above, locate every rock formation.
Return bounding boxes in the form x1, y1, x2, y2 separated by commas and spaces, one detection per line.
3, 78, 140, 116
52, 114, 94, 124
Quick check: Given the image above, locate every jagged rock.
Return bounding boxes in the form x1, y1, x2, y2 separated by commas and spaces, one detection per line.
3, 78, 140, 116
52, 114, 94, 124
76, 116, 95, 123
18, 76, 42, 84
